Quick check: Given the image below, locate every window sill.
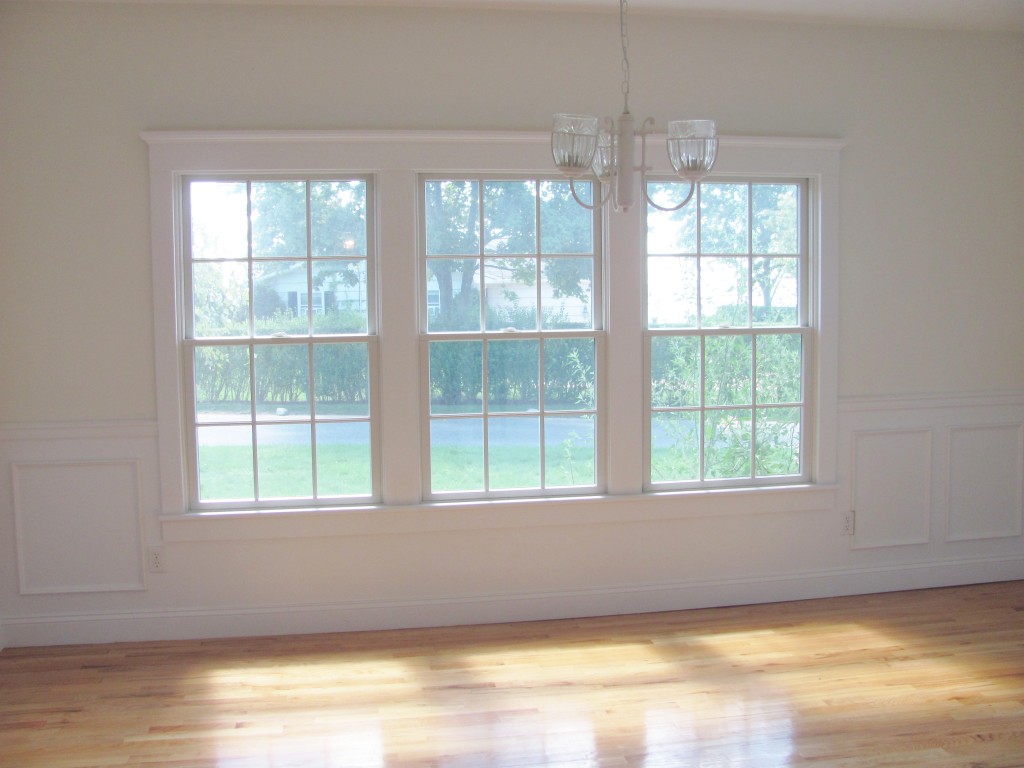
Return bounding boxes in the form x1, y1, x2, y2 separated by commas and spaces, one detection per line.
159, 484, 838, 542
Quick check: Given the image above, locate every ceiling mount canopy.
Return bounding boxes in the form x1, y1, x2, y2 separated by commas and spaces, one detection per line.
550, 0, 718, 213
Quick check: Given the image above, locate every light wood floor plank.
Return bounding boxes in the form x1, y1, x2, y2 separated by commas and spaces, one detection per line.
1, 581, 1023, 767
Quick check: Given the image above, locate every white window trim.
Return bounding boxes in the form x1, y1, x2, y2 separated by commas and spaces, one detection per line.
144, 130, 842, 539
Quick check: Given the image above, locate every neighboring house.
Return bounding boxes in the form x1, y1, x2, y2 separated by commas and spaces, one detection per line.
254, 262, 368, 318
256, 261, 591, 326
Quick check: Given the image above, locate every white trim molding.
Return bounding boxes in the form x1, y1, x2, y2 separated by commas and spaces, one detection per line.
2, 555, 1020, 648
143, 129, 843, 520
1, 395, 1022, 647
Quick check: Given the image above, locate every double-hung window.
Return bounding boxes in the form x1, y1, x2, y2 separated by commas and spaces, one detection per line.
421, 178, 601, 498
183, 177, 376, 508
146, 131, 838, 521
646, 178, 809, 487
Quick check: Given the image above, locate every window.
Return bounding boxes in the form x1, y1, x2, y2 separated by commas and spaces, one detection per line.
146, 131, 838, 524
421, 178, 600, 497
646, 180, 808, 487
183, 177, 376, 508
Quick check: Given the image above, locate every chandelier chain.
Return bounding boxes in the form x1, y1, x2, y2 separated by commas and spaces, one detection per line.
550, 0, 717, 213
620, 0, 631, 114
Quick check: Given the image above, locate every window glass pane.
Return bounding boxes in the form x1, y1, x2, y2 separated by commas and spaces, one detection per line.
704, 335, 752, 407
256, 423, 313, 498
651, 336, 700, 408
430, 418, 484, 492
254, 343, 310, 419
648, 256, 698, 329
190, 181, 248, 261
429, 341, 482, 415
650, 411, 700, 483
756, 406, 802, 477
488, 339, 539, 413
314, 342, 369, 418
704, 409, 752, 480
311, 180, 366, 257
541, 258, 593, 329
701, 257, 749, 327
425, 258, 482, 331
540, 181, 593, 254
253, 260, 307, 335
646, 178, 807, 490
545, 414, 595, 487
197, 425, 254, 501
700, 183, 749, 254
544, 338, 595, 412
488, 415, 541, 490
647, 182, 698, 254
756, 334, 803, 405
484, 181, 536, 254
313, 260, 368, 334
251, 181, 307, 258
185, 176, 374, 510
484, 258, 537, 331
425, 180, 479, 256
423, 175, 599, 499
192, 261, 249, 338
752, 183, 799, 255
316, 422, 372, 497
194, 345, 251, 423
752, 257, 799, 326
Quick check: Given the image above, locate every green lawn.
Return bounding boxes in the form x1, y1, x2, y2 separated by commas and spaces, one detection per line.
198, 444, 373, 501
198, 442, 595, 501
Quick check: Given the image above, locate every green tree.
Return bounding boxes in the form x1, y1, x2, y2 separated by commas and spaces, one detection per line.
425, 180, 481, 330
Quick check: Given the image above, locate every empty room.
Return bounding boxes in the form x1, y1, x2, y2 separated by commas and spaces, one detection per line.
1, 0, 1022, 765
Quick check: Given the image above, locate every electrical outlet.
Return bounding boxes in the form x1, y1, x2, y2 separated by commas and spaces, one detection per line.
842, 511, 856, 536
147, 546, 166, 573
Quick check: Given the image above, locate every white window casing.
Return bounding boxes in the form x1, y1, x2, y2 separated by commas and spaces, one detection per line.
144, 131, 841, 539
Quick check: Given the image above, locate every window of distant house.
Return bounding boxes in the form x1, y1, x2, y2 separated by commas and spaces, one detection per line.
421, 177, 601, 498
645, 179, 809, 488
183, 177, 376, 508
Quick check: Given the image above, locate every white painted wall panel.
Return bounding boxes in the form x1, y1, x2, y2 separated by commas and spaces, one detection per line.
947, 424, 1024, 541
13, 461, 145, 594
851, 430, 932, 548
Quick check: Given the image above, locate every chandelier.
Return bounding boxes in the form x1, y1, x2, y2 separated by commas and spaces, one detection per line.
551, 0, 718, 213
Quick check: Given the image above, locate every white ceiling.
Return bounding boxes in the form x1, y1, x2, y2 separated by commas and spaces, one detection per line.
44, 0, 1024, 32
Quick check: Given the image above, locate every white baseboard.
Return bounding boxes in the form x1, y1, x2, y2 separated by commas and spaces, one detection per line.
3, 556, 1021, 648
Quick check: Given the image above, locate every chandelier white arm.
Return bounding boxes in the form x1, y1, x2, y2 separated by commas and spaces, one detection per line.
550, 0, 718, 213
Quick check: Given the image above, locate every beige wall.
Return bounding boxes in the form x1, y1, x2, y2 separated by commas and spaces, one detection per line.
1, 2, 1022, 646
1, 2, 1022, 422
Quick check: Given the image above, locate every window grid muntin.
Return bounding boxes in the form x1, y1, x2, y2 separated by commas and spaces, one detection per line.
421, 175, 601, 499
183, 175, 377, 509
645, 178, 809, 489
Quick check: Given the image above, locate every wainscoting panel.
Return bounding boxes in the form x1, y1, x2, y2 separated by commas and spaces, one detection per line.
13, 460, 146, 594
947, 424, 1024, 542
2, 401, 1022, 647
851, 429, 932, 549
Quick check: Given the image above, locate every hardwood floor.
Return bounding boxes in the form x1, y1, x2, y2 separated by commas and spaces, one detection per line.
2, 581, 1023, 767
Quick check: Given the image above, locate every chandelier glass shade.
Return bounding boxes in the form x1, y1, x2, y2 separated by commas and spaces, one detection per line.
550, 0, 718, 213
